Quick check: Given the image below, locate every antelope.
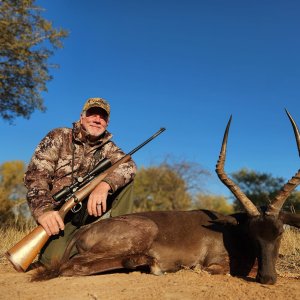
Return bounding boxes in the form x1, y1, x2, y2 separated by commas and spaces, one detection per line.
35, 111, 300, 284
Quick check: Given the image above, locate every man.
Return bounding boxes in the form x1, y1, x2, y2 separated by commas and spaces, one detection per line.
25, 97, 137, 268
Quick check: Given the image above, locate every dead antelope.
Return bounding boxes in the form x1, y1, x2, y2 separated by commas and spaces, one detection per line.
35, 111, 300, 284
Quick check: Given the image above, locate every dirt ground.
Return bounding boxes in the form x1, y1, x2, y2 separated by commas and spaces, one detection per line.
0, 262, 299, 300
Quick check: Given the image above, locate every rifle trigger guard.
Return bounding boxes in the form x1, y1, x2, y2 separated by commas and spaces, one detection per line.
71, 202, 82, 213
71, 195, 82, 213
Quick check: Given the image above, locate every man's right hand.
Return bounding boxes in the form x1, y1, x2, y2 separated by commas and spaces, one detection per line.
37, 211, 65, 236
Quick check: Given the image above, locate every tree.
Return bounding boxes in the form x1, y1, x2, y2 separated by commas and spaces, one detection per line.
194, 194, 234, 215
0, 0, 68, 122
133, 159, 209, 212
133, 166, 192, 212
230, 168, 300, 212
283, 190, 300, 213
0, 160, 27, 224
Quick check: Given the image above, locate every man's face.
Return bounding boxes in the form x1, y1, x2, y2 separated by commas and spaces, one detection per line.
80, 107, 109, 138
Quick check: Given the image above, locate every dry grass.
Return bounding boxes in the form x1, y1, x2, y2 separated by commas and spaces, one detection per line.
0, 224, 299, 278
0, 223, 35, 264
277, 227, 300, 278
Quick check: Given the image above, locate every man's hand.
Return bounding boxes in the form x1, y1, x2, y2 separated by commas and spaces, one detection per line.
37, 211, 65, 236
87, 181, 111, 217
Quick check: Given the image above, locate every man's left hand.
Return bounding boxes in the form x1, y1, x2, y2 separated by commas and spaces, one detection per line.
87, 181, 111, 217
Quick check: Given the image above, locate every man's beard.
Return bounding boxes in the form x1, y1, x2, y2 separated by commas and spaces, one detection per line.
81, 125, 106, 144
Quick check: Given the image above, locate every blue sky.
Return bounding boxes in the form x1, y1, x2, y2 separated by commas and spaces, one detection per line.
1, 0, 300, 197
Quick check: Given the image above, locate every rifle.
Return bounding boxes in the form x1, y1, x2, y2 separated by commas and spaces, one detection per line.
5, 128, 166, 272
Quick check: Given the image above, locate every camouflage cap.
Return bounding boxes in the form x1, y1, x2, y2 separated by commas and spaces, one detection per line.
82, 97, 110, 116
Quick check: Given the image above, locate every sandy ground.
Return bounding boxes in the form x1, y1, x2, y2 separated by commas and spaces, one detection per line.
0, 262, 299, 300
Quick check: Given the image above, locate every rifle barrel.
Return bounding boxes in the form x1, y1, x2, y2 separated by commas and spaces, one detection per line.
128, 128, 166, 156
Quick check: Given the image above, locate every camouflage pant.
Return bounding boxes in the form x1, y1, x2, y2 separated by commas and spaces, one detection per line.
39, 181, 134, 267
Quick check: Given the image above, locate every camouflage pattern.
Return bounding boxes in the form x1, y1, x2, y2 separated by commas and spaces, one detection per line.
82, 97, 110, 116
24, 121, 136, 221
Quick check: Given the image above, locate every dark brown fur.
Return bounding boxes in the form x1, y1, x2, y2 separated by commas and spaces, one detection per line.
33, 209, 300, 284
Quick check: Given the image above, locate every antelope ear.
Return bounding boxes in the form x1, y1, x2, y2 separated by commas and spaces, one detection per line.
210, 216, 238, 226
279, 211, 300, 228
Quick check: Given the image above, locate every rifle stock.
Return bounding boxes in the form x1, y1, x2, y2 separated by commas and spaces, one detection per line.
5, 226, 49, 272
5, 155, 131, 272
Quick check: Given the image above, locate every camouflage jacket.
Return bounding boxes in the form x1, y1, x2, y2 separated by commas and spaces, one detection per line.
24, 121, 137, 220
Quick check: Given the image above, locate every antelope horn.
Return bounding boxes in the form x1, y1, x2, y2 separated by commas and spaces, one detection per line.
285, 109, 300, 156
216, 116, 260, 217
266, 109, 300, 216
